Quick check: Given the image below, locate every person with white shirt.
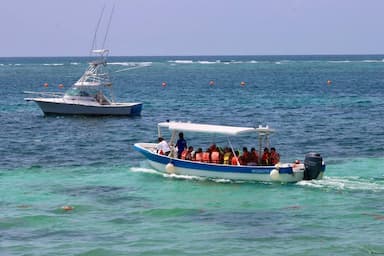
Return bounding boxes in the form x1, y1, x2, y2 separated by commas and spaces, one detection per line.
157, 137, 171, 156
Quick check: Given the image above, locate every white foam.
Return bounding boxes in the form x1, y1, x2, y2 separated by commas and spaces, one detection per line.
130, 167, 159, 174
42, 63, 64, 66
168, 60, 194, 64
162, 173, 205, 181
297, 176, 384, 191
328, 60, 351, 63
361, 60, 382, 63
211, 178, 232, 183
197, 60, 220, 64
130, 166, 205, 181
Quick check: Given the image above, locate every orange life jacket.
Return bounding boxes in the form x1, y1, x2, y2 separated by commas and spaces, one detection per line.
181, 149, 188, 160
195, 152, 203, 162
231, 156, 240, 165
270, 152, 280, 165
262, 153, 270, 165
211, 151, 220, 163
202, 152, 210, 162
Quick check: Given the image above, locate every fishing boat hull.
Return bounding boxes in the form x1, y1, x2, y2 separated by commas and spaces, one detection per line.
134, 143, 325, 182
26, 98, 142, 116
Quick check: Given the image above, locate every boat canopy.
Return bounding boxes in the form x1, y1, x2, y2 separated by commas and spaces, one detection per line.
158, 121, 273, 136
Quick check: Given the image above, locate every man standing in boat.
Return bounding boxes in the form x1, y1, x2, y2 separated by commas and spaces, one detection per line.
176, 132, 187, 159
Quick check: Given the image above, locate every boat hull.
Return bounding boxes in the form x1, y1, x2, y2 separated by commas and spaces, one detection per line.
134, 143, 325, 182
27, 98, 142, 116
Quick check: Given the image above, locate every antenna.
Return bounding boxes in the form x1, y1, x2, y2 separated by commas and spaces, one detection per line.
102, 4, 115, 50
90, 5, 106, 54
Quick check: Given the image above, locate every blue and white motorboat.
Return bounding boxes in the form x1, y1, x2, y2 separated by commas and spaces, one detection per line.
133, 121, 325, 183
25, 49, 142, 116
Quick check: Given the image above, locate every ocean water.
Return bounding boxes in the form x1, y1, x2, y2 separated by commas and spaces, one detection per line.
1, 55, 384, 255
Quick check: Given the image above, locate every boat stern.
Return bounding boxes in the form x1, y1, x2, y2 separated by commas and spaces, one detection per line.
303, 153, 325, 180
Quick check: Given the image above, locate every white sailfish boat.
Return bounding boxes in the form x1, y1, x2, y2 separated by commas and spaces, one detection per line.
25, 6, 143, 116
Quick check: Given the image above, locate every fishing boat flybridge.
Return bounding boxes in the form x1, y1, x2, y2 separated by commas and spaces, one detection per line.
24, 49, 142, 116
134, 121, 325, 183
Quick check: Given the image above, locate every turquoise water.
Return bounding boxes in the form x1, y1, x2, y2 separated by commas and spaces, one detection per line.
1, 55, 384, 255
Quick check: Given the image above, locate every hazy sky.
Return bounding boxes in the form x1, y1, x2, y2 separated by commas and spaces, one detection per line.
1, 0, 384, 57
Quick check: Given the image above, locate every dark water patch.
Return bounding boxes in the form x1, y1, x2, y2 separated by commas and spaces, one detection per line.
141, 208, 204, 218
75, 248, 123, 256
1, 214, 61, 229
58, 185, 126, 197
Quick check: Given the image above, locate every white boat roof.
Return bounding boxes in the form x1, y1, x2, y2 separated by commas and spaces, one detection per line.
158, 121, 273, 136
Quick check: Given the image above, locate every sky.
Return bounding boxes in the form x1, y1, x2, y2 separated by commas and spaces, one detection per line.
1, 0, 384, 57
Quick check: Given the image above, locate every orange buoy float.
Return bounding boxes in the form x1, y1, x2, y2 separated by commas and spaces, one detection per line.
162, 82, 167, 87
61, 205, 74, 211
240, 81, 246, 86
209, 80, 215, 86
43, 82, 49, 87
327, 80, 332, 85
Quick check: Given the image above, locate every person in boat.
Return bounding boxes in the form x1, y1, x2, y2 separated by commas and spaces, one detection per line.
270, 147, 280, 165
248, 147, 259, 166
210, 146, 221, 164
240, 147, 250, 165
157, 137, 171, 156
231, 150, 240, 165
176, 132, 187, 159
222, 147, 232, 165
95, 91, 110, 105
181, 146, 194, 160
202, 148, 211, 163
261, 147, 270, 165
194, 148, 203, 161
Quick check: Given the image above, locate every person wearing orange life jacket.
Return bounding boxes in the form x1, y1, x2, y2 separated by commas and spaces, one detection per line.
210, 150, 220, 164
181, 146, 194, 160
247, 147, 259, 166
231, 150, 240, 165
261, 147, 270, 165
239, 147, 250, 165
181, 148, 189, 160
194, 148, 203, 162
202, 149, 211, 163
270, 147, 280, 165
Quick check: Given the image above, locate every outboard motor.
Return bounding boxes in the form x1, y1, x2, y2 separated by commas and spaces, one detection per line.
304, 153, 323, 180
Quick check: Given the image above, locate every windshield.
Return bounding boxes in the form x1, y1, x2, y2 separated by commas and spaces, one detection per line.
65, 88, 97, 97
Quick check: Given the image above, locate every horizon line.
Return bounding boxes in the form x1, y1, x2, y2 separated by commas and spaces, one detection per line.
1, 53, 384, 58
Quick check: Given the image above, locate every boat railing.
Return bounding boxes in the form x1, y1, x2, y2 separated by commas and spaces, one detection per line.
24, 91, 64, 97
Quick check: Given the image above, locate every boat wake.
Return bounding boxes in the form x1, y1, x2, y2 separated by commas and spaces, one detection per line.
130, 167, 205, 181
296, 176, 384, 192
